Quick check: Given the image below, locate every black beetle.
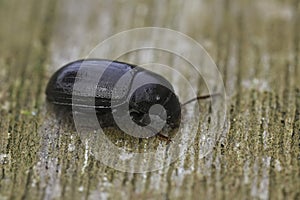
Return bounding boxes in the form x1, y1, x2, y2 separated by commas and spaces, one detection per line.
46, 59, 215, 140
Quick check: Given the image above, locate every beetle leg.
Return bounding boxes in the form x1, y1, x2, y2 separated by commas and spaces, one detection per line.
157, 133, 172, 143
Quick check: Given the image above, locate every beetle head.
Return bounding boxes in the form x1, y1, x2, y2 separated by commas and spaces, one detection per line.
129, 83, 181, 131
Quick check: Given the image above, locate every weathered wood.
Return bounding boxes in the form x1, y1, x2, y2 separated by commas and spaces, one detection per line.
0, 0, 299, 199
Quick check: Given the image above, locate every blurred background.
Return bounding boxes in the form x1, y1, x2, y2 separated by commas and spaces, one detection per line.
0, 0, 299, 199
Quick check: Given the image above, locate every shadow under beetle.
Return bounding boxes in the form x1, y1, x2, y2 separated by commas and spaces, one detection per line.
46, 59, 216, 141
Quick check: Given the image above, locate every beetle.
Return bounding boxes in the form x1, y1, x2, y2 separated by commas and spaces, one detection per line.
46, 59, 215, 140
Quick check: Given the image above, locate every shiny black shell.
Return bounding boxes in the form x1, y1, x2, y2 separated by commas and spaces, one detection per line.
46, 59, 181, 129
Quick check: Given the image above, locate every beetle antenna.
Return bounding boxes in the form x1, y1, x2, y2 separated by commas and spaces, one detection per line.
181, 93, 221, 106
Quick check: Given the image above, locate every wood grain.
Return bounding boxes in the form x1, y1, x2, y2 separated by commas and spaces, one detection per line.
0, 0, 299, 199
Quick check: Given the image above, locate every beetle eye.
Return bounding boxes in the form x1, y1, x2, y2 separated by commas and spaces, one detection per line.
129, 111, 151, 127
129, 111, 140, 119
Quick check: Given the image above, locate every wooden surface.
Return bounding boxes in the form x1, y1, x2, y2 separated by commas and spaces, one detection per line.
0, 0, 300, 199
